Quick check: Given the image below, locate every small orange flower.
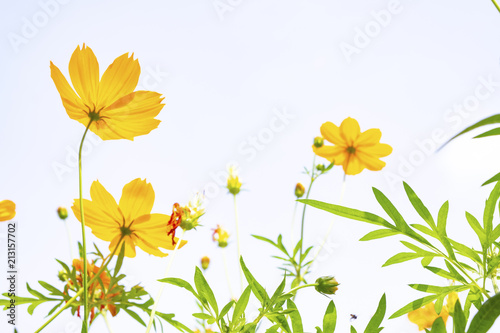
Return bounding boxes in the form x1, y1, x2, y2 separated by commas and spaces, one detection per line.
212, 225, 230, 248
408, 302, 449, 331
313, 117, 392, 175
0, 200, 15, 222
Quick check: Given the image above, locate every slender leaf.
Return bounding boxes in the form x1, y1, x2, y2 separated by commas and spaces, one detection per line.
364, 294, 386, 333
194, 267, 218, 315
240, 257, 269, 305
287, 299, 303, 333
323, 301, 337, 333
232, 286, 251, 323
359, 229, 400, 241
482, 172, 500, 186
403, 182, 436, 229
467, 292, 500, 333
430, 317, 446, 333
444, 114, 500, 143
454, 301, 466, 333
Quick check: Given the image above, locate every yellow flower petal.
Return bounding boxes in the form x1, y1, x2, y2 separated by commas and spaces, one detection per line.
408, 303, 449, 331
356, 128, 382, 147
90, 180, 123, 223
50, 62, 87, 120
343, 154, 364, 175
0, 200, 16, 222
134, 214, 188, 251
119, 178, 154, 222
339, 117, 361, 146
109, 234, 137, 258
71, 199, 119, 241
68, 44, 99, 108
356, 150, 386, 171
97, 53, 140, 109
357, 143, 393, 157
320, 122, 345, 146
312, 145, 346, 164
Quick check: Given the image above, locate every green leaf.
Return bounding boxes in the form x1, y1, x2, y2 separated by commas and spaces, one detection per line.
359, 229, 400, 241
192, 313, 213, 320
287, 299, 303, 333
383, 252, 433, 267
113, 242, 126, 277
482, 172, 500, 186
194, 267, 218, 315
437, 201, 449, 237
474, 127, 500, 138
467, 292, 500, 333
403, 182, 436, 229
351, 326, 358, 333
252, 235, 278, 248
448, 239, 482, 264
483, 181, 500, 245
323, 301, 337, 333
266, 325, 280, 333
424, 266, 461, 281
454, 301, 466, 333
372, 188, 410, 232
430, 317, 446, 333
123, 308, 147, 327
240, 257, 269, 306
445, 114, 500, 143
364, 293, 386, 333
408, 284, 470, 294
465, 212, 486, 248
269, 275, 287, 307
158, 277, 200, 302
38, 281, 64, 297
298, 199, 395, 229
390, 295, 439, 319
218, 300, 234, 321
315, 327, 323, 333
232, 285, 251, 324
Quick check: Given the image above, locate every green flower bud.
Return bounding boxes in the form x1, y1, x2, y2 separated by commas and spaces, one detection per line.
316, 164, 326, 172
295, 183, 305, 198
315, 276, 339, 295
201, 256, 210, 270
313, 137, 324, 148
57, 207, 68, 220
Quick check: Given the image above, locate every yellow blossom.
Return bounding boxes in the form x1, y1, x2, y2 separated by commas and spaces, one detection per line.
0, 200, 15, 222
50, 44, 164, 141
313, 117, 392, 175
72, 178, 186, 258
227, 165, 242, 195
408, 302, 449, 331
212, 225, 230, 248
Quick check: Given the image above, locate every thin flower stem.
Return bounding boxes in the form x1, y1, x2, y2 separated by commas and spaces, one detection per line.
492, 0, 500, 13
286, 283, 318, 295
78, 120, 93, 331
102, 310, 115, 333
307, 176, 347, 271
233, 194, 244, 292
492, 272, 499, 294
145, 229, 185, 333
222, 248, 235, 299
34, 237, 123, 333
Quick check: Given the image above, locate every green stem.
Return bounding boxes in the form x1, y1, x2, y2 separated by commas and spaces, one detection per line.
290, 201, 298, 245
298, 156, 317, 272
492, 0, 500, 13
286, 283, 318, 295
145, 229, 185, 333
34, 237, 122, 333
233, 194, 244, 292
78, 120, 93, 331
102, 310, 115, 333
222, 248, 235, 299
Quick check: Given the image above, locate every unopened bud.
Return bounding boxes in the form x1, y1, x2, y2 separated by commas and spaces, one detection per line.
313, 137, 324, 148
57, 207, 68, 220
295, 183, 305, 198
315, 276, 339, 295
227, 165, 242, 195
316, 164, 325, 172
58, 270, 68, 282
201, 256, 210, 270
213, 225, 230, 248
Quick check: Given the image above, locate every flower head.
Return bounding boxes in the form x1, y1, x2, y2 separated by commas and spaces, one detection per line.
50, 44, 164, 141
315, 276, 339, 295
179, 192, 206, 231
57, 207, 69, 220
313, 136, 324, 148
0, 200, 15, 222
72, 179, 187, 258
408, 302, 449, 331
212, 225, 230, 248
313, 118, 392, 175
227, 165, 242, 195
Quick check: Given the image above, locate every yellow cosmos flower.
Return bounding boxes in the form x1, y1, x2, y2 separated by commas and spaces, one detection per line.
0, 200, 16, 222
313, 117, 392, 175
408, 303, 449, 331
50, 44, 164, 140
72, 178, 187, 258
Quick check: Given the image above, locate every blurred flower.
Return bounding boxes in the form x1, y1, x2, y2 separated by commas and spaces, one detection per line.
72, 178, 186, 258
446, 292, 459, 315
166, 203, 183, 244
0, 200, 15, 222
313, 136, 324, 148
180, 192, 206, 231
408, 303, 449, 331
212, 225, 230, 248
201, 256, 210, 270
313, 118, 392, 175
227, 165, 242, 195
315, 276, 339, 295
295, 183, 305, 198
50, 44, 164, 140
57, 207, 69, 220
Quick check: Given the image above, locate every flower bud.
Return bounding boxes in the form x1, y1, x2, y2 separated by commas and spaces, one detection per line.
295, 183, 305, 198
313, 136, 324, 148
316, 164, 325, 172
201, 256, 210, 270
227, 165, 242, 195
58, 270, 68, 282
57, 207, 68, 220
315, 276, 339, 295
212, 225, 230, 248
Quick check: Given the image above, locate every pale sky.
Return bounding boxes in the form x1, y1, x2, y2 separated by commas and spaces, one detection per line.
1, 0, 500, 332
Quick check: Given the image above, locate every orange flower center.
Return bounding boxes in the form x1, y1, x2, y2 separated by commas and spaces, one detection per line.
346, 146, 356, 154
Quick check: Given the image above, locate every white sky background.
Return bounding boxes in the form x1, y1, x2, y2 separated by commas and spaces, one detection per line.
1, 0, 500, 332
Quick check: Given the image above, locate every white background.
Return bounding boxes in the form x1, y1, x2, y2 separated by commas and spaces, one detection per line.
1, 0, 500, 332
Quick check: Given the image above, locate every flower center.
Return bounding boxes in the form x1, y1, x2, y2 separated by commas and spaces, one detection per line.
346, 146, 356, 154
120, 225, 132, 236
88, 110, 101, 122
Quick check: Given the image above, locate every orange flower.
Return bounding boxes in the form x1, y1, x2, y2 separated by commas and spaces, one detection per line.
0, 200, 16, 222
72, 178, 187, 258
50, 44, 164, 140
313, 117, 392, 175
408, 303, 449, 330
